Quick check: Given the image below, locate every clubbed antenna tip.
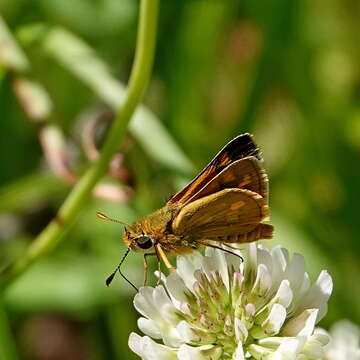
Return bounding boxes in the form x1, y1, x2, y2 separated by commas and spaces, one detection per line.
106, 272, 116, 286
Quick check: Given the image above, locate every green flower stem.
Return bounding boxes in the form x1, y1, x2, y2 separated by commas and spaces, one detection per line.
0, 0, 159, 291
0, 300, 19, 360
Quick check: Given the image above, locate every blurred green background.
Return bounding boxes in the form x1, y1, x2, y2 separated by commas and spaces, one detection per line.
0, 0, 359, 359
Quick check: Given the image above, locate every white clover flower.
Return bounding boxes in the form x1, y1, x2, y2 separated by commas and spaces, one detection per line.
129, 243, 333, 360
322, 320, 360, 360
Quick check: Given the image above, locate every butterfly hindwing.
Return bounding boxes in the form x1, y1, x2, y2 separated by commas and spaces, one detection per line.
172, 188, 269, 239
169, 133, 261, 205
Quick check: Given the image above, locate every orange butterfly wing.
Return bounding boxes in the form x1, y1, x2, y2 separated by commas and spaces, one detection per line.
186, 157, 269, 205
172, 188, 269, 239
169, 133, 262, 205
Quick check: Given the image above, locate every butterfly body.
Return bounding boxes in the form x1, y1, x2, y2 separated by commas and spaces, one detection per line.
122, 133, 273, 260
123, 205, 190, 255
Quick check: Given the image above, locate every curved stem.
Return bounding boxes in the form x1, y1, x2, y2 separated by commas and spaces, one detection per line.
0, 0, 159, 291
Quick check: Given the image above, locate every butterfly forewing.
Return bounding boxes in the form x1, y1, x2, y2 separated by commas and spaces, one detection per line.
169, 133, 261, 205
185, 157, 269, 205
172, 188, 269, 239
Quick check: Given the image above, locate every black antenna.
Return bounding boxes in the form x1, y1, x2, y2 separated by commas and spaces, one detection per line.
97, 212, 138, 291
106, 247, 138, 292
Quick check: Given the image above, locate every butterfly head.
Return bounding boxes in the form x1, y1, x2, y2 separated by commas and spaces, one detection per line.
123, 228, 155, 252
96, 212, 155, 252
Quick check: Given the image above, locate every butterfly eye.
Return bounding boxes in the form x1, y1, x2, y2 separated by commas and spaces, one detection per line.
134, 235, 154, 250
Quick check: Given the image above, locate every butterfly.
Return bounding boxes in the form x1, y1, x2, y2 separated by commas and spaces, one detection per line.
98, 133, 273, 290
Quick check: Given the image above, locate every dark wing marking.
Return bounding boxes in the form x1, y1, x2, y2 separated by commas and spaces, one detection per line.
169, 133, 261, 205
186, 157, 269, 205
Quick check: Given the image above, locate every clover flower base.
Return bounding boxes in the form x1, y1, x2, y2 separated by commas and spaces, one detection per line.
129, 243, 332, 360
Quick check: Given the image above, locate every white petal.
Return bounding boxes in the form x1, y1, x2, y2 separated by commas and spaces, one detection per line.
257, 245, 273, 277
202, 247, 230, 291
293, 272, 311, 303
138, 318, 161, 338
262, 304, 287, 335
234, 318, 248, 343
134, 287, 160, 320
271, 338, 300, 360
177, 253, 203, 289
176, 321, 199, 343
179, 301, 191, 316
129, 334, 177, 360
245, 303, 256, 317
258, 336, 294, 347
271, 246, 290, 273
247, 344, 272, 359
302, 337, 326, 359
296, 270, 333, 322
153, 286, 174, 308
177, 344, 222, 360
164, 271, 189, 306
223, 246, 243, 273
272, 280, 293, 308
244, 243, 257, 279
252, 264, 272, 296
143, 337, 177, 360
281, 309, 318, 337
138, 286, 177, 325
155, 270, 166, 283
233, 343, 245, 360
231, 271, 244, 295
284, 253, 305, 294
162, 329, 184, 348
313, 328, 330, 346
215, 245, 243, 286
129, 333, 144, 357
317, 303, 328, 323
153, 286, 179, 324
134, 286, 183, 347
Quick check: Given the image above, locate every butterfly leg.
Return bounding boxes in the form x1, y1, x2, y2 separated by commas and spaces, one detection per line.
155, 244, 175, 274
153, 245, 165, 286
222, 243, 243, 251
198, 241, 243, 261
143, 252, 156, 286
156, 253, 162, 286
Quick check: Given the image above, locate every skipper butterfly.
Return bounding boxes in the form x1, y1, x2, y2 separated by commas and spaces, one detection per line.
98, 133, 273, 289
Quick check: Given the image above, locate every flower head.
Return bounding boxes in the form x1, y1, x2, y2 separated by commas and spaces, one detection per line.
129, 243, 332, 360
323, 320, 360, 360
